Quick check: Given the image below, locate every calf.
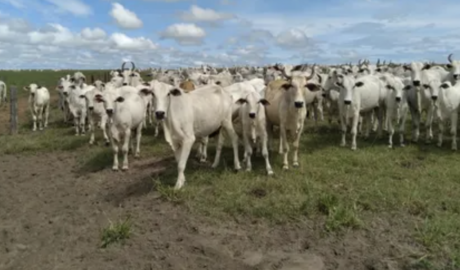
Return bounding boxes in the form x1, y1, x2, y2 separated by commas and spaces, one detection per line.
235, 91, 273, 175
381, 73, 409, 148
64, 84, 92, 135
149, 85, 241, 190
80, 88, 110, 145
98, 86, 149, 170
24, 84, 50, 131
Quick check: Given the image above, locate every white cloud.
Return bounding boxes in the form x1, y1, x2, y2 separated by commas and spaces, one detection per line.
44, 0, 92, 16
178, 5, 235, 24
275, 29, 313, 49
81, 28, 107, 40
110, 33, 158, 50
109, 3, 143, 29
160, 23, 206, 45
0, 0, 25, 8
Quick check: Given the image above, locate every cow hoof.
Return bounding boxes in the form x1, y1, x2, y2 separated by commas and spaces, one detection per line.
388, 145, 393, 149
267, 170, 274, 176
282, 165, 289, 170
121, 166, 128, 171
134, 154, 140, 159
105, 141, 110, 146
293, 162, 299, 167
199, 158, 207, 163
112, 167, 119, 171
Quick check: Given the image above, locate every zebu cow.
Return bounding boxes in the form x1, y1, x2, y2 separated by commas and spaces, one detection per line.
147, 84, 241, 190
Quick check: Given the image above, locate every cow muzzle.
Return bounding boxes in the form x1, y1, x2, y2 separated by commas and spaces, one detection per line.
106, 109, 113, 116
88, 106, 94, 111
454, 74, 460, 80
413, 80, 421, 87
344, 100, 351, 105
395, 97, 401, 102
432, 96, 438, 101
248, 113, 256, 119
294, 101, 304, 108
155, 111, 165, 120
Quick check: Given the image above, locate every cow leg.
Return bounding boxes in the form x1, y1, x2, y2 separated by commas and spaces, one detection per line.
111, 134, 120, 171
351, 113, 360, 150
437, 118, 444, 148
242, 129, 252, 171
211, 131, 225, 169
425, 106, 434, 143
44, 104, 49, 129
121, 129, 131, 171
221, 119, 241, 170
280, 124, 290, 170
200, 137, 208, 163
174, 137, 195, 190
73, 114, 79, 135
399, 110, 407, 147
101, 117, 110, 146
364, 113, 372, 140
451, 111, 458, 151
340, 114, 347, 147
261, 132, 274, 175
37, 106, 44, 131
89, 116, 96, 145
134, 124, 142, 158
388, 110, 394, 148
80, 113, 86, 135
292, 126, 303, 167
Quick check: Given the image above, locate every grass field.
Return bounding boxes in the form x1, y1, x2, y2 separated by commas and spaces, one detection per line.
0, 70, 459, 270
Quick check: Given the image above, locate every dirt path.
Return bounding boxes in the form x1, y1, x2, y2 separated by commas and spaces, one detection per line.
0, 152, 419, 270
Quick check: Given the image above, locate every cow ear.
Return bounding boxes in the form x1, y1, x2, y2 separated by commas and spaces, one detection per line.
142, 82, 150, 86
281, 83, 291, 90
235, 98, 247, 104
441, 83, 449, 89
23, 86, 29, 91
259, 99, 270, 106
422, 64, 431, 70
215, 81, 221, 85
115, 96, 125, 102
355, 81, 364, 87
422, 84, 429, 89
139, 88, 150, 95
70, 85, 76, 89
101, 83, 105, 87
447, 64, 453, 69
403, 85, 411, 91
79, 95, 85, 98
305, 83, 320, 91
95, 94, 103, 102
170, 88, 182, 96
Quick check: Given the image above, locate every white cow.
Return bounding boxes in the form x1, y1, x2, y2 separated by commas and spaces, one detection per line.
336, 74, 385, 150
234, 91, 273, 175
405, 62, 449, 143
98, 86, 149, 170
80, 88, 110, 145
148, 84, 241, 190
0, 81, 7, 105
380, 73, 409, 148
430, 81, 460, 150
264, 66, 321, 169
24, 84, 50, 131
65, 84, 93, 135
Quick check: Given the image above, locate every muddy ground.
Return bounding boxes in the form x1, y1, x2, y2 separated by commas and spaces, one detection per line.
0, 151, 424, 270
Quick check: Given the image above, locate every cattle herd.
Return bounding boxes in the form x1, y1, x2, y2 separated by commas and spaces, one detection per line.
9, 54, 460, 189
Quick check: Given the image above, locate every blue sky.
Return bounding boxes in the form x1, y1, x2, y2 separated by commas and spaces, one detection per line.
0, 0, 459, 69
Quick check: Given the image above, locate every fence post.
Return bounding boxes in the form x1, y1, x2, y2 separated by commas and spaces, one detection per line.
9, 85, 17, 135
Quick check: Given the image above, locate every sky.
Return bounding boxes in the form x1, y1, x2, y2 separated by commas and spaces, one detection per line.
0, 0, 459, 69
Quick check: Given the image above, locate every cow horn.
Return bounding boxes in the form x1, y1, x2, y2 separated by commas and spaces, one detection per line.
121, 62, 126, 70
130, 61, 135, 71
448, 53, 453, 63
281, 66, 292, 80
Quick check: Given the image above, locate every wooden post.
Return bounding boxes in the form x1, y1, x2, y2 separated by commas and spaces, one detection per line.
9, 85, 17, 135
